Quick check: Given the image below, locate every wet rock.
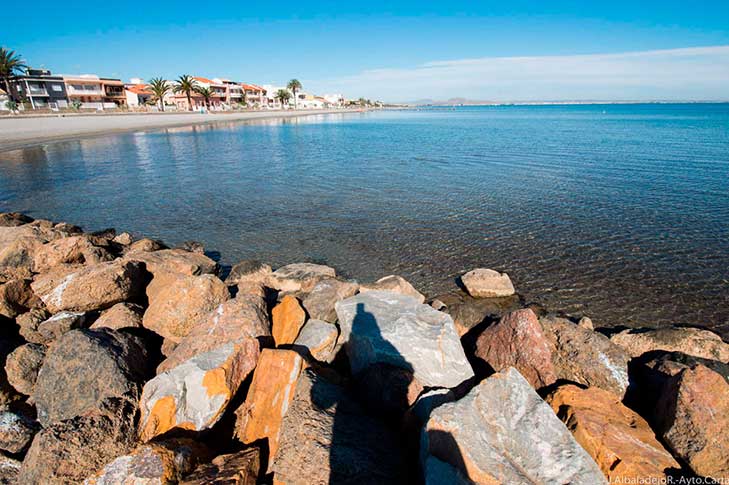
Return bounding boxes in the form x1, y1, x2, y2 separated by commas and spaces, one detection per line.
336, 291, 474, 388
181, 448, 260, 485
90, 302, 144, 330
271, 295, 306, 346
547, 384, 679, 482
422, 367, 605, 484
32, 235, 113, 273
302, 277, 359, 322
271, 369, 406, 484
4, 343, 45, 396
16, 308, 50, 344
656, 364, 729, 477
431, 290, 521, 336
143, 273, 229, 343
128, 248, 218, 277
36, 311, 87, 342
0, 410, 37, 454
157, 294, 269, 373
224, 259, 271, 287
139, 340, 259, 442
127, 238, 167, 253
86, 438, 209, 485
293, 319, 339, 363
19, 398, 138, 484
0, 213, 33, 227
610, 327, 729, 362
0, 279, 41, 319
33, 328, 151, 426
459, 268, 515, 298
267, 263, 336, 293
234, 349, 304, 469
32, 260, 146, 313
359, 275, 424, 303
0, 454, 20, 484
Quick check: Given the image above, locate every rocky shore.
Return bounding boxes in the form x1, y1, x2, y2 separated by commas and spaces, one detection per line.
0, 211, 727, 484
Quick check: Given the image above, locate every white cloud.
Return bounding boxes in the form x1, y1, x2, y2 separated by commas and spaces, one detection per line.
308, 46, 729, 102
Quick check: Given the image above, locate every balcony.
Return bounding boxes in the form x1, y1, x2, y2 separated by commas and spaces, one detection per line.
67, 85, 104, 96
28, 88, 49, 96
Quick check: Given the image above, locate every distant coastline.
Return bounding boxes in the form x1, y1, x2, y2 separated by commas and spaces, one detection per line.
407, 99, 729, 107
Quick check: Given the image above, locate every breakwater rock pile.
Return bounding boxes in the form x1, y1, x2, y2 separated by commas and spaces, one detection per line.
0, 211, 727, 484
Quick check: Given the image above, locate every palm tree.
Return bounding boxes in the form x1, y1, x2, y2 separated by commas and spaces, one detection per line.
195, 86, 214, 109
148, 77, 170, 112
287, 79, 302, 109
0, 47, 27, 102
173, 75, 198, 111
275, 89, 291, 108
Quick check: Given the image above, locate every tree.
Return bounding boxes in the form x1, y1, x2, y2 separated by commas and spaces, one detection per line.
194, 86, 214, 109
0, 47, 27, 102
275, 89, 291, 108
287, 79, 302, 109
148, 77, 170, 112
173, 75, 198, 111
5, 100, 17, 113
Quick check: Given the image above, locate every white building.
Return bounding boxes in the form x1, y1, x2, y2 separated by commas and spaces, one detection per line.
323, 93, 345, 107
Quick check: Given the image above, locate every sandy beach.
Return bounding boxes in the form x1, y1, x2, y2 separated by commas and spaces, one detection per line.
0, 109, 360, 151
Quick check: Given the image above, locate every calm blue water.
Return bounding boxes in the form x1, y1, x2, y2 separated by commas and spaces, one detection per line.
1, 105, 728, 334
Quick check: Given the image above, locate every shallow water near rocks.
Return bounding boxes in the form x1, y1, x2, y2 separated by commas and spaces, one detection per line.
1, 105, 728, 337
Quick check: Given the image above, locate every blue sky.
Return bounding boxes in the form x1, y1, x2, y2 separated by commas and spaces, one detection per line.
7, 1, 729, 101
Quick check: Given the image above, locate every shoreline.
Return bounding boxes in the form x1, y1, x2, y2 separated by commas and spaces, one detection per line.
0, 108, 368, 152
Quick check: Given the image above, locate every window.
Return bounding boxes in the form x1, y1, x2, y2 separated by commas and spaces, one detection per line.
51, 84, 63, 92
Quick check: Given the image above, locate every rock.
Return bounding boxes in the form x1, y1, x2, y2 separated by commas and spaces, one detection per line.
181, 448, 260, 485
0, 213, 33, 227
267, 263, 336, 293
578, 316, 594, 330
143, 273, 229, 343
547, 384, 679, 482
32, 235, 113, 273
431, 290, 521, 336
271, 295, 306, 345
175, 240, 205, 254
85, 438, 209, 485
33, 328, 151, 426
610, 327, 729, 362
127, 248, 218, 277
271, 369, 406, 484
0, 224, 60, 282
656, 364, 729, 477
127, 238, 167, 253
32, 260, 146, 313
90, 302, 144, 330
0, 279, 41, 318
459, 268, 515, 298
139, 340, 258, 442
36, 311, 87, 342
422, 367, 605, 484
234, 349, 304, 469
112, 232, 134, 246
335, 291, 474, 388
0, 454, 20, 484
224, 260, 271, 287
359, 275, 424, 303
293, 319, 339, 363
53, 222, 83, 235
0, 410, 37, 453
4, 343, 45, 396
16, 308, 50, 344
354, 363, 423, 418
302, 278, 359, 322
158, 294, 269, 373
430, 299, 447, 311
18, 398, 138, 484
475, 308, 557, 388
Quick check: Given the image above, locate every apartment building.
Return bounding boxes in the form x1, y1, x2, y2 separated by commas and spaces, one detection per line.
125, 83, 154, 107
101, 78, 127, 107
6, 69, 69, 109
242, 84, 266, 107
62, 74, 126, 109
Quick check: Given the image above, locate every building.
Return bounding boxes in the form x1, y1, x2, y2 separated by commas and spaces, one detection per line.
193, 77, 228, 109
323, 93, 345, 107
242, 83, 266, 107
219, 79, 244, 106
0, 88, 8, 110
261, 84, 289, 109
6, 69, 69, 110
125, 83, 154, 108
62, 74, 126, 110
101, 78, 127, 107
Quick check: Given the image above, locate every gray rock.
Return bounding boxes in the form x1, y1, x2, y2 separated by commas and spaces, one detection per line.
267, 263, 336, 293
610, 327, 729, 362
224, 260, 271, 286
422, 367, 606, 484
360, 275, 425, 303
302, 278, 359, 322
0, 410, 37, 453
335, 291, 474, 388
460, 268, 515, 298
293, 319, 339, 363
37, 311, 87, 343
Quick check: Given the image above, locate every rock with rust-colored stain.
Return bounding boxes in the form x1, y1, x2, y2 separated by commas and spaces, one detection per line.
139, 339, 259, 442
0, 279, 42, 319
143, 273, 230, 343
32, 235, 113, 273
271, 295, 306, 346
234, 349, 304, 470
90, 302, 144, 330
359, 275, 424, 303
547, 384, 679, 482
0, 224, 65, 282
126, 248, 218, 278
5, 343, 45, 396
181, 448, 260, 485
225, 260, 271, 287
611, 327, 729, 362
656, 364, 729, 477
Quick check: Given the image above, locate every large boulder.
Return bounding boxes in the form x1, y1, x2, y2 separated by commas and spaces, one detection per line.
422, 367, 605, 484
547, 384, 679, 482
359, 275, 424, 303
0, 213, 33, 227
271, 295, 306, 346
335, 291, 474, 388
4, 343, 45, 395
234, 349, 304, 469
32, 235, 113, 273
31, 260, 146, 313
126, 248, 218, 277
158, 294, 269, 373
267, 263, 336, 293
16, 308, 50, 344
90, 302, 144, 330
143, 273, 229, 343
0, 410, 37, 454
302, 278, 359, 322
0, 279, 41, 319
271, 369, 406, 484
656, 364, 729, 477
459, 268, 515, 298
18, 398, 138, 484
33, 328, 152, 426
293, 319, 339, 363
181, 448, 260, 485
139, 340, 259, 442
224, 260, 271, 287
0, 224, 60, 282
610, 327, 729, 362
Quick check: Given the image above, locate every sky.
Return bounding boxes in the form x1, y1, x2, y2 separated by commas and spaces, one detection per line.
6, 0, 729, 102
